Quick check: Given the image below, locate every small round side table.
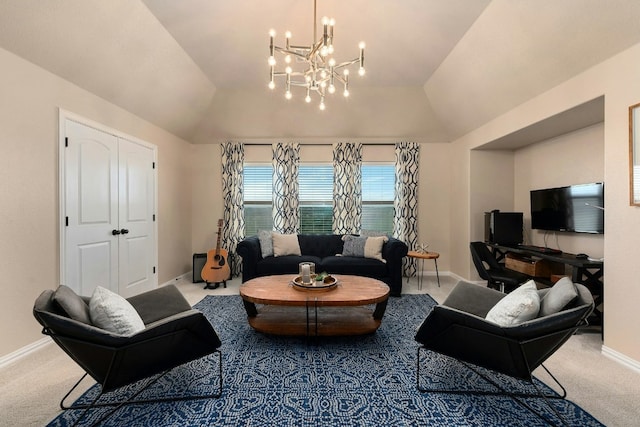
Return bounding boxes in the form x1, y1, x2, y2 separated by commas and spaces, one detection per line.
407, 250, 441, 290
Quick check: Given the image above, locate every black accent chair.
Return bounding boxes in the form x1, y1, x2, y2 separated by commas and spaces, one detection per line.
33, 285, 222, 426
415, 280, 594, 426
470, 241, 529, 292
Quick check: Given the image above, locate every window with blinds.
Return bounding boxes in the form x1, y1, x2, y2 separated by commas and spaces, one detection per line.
362, 164, 395, 233
243, 165, 273, 236
243, 163, 395, 236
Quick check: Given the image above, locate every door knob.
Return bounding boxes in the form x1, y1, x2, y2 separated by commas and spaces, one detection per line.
112, 229, 121, 235
120, 228, 130, 234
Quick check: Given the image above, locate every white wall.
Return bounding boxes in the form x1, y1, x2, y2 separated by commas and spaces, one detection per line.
450, 41, 640, 364
0, 47, 193, 357
514, 123, 604, 256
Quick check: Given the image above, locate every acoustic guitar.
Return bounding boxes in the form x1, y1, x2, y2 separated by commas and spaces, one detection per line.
201, 219, 231, 289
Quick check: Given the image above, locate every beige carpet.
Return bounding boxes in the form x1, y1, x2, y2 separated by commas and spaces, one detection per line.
1, 275, 638, 426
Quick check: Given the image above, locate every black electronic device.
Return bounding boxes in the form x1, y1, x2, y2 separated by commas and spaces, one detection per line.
484, 211, 523, 246
575, 253, 589, 259
530, 182, 604, 234
518, 244, 563, 255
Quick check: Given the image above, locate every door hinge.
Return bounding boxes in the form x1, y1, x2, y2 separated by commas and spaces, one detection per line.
65, 216, 69, 226
65, 137, 68, 147
153, 266, 156, 274
152, 162, 155, 169
153, 214, 156, 221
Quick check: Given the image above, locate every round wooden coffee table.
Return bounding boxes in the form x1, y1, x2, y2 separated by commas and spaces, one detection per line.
240, 274, 390, 336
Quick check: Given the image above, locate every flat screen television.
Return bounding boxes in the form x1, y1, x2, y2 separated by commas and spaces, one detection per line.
530, 183, 604, 234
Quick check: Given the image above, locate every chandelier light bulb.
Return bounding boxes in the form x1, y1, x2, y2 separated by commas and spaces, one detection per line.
358, 68, 366, 76
268, 81, 275, 90
285, 91, 292, 100
286, 66, 293, 74
343, 89, 349, 97
321, 16, 329, 26
305, 95, 311, 103
269, 29, 276, 37
359, 42, 366, 49
285, 31, 291, 39
320, 46, 328, 56
285, 55, 291, 64
329, 58, 336, 67
343, 69, 349, 76
319, 100, 326, 111
328, 85, 335, 94
268, 56, 276, 66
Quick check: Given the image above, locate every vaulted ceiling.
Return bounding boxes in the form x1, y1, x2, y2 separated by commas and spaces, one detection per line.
1, 0, 640, 143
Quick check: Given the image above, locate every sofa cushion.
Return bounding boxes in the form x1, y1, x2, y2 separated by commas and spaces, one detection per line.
485, 280, 540, 327
257, 255, 323, 276
257, 229, 274, 258
321, 256, 387, 277
298, 234, 344, 258
272, 232, 301, 256
89, 286, 145, 336
342, 235, 388, 262
53, 285, 92, 324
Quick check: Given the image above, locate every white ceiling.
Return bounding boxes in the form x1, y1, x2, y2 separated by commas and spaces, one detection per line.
1, 0, 640, 144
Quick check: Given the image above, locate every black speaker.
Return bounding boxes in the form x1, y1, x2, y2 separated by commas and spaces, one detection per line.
484, 211, 523, 245
192, 253, 207, 283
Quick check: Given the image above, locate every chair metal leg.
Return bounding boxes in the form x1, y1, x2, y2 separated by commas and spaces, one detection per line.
416, 347, 570, 426
60, 350, 222, 427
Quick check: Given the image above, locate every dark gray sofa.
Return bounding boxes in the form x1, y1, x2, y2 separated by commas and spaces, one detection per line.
237, 234, 408, 296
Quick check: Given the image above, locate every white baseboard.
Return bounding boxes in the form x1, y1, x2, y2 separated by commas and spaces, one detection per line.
0, 337, 51, 370
160, 272, 191, 287
602, 345, 640, 374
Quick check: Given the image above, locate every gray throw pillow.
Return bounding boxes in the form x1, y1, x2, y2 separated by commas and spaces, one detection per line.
342, 235, 388, 262
257, 229, 274, 258
53, 285, 91, 324
539, 277, 578, 317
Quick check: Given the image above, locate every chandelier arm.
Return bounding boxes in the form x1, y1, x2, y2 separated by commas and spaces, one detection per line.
332, 58, 360, 69
274, 46, 309, 60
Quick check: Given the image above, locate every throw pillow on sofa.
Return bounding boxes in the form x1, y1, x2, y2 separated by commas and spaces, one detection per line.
258, 229, 274, 258
342, 235, 388, 263
272, 232, 302, 256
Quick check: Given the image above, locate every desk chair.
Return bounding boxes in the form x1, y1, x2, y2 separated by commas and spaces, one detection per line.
470, 241, 529, 292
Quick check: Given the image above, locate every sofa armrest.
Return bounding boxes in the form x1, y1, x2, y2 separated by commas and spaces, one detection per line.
237, 235, 262, 282
381, 237, 408, 296
382, 237, 409, 262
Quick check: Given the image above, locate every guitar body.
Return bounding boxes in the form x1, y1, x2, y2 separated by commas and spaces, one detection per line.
201, 219, 231, 288
201, 247, 231, 284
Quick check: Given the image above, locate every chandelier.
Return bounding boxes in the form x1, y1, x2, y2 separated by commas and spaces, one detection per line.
268, 0, 365, 110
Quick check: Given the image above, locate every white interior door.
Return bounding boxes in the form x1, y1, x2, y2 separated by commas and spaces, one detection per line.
118, 138, 156, 297
64, 120, 119, 296
62, 116, 157, 297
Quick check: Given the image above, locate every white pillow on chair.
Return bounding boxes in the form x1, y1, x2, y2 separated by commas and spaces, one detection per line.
485, 280, 540, 327
89, 286, 145, 336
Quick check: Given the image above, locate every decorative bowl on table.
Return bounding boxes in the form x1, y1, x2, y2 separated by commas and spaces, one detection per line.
292, 274, 338, 291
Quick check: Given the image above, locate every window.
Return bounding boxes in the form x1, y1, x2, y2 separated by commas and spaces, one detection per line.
243, 164, 273, 236
299, 164, 333, 234
243, 162, 395, 236
362, 164, 395, 233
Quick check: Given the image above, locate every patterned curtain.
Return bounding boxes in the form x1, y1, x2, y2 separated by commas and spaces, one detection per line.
393, 141, 420, 277
272, 142, 300, 233
221, 141, 245, 278
332, 142, 362, 234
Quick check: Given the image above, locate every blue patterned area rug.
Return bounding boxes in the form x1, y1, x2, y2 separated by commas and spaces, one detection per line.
48, 294, 603, 426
